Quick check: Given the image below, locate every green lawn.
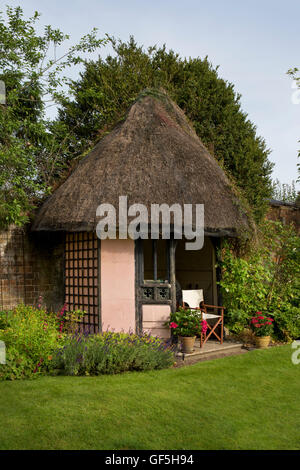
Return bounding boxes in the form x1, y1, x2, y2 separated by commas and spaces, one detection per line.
0, 345, 299, 450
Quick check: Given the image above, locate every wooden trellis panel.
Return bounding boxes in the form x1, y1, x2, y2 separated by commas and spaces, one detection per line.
65, 232, 100, 333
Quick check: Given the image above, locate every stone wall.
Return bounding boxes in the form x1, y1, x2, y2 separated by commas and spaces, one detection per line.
266, 200, 300, 235
0, 225, 64, 312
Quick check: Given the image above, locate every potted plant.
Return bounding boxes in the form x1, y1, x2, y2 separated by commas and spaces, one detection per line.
166, 307, 208, 353
250, 311, 274, 348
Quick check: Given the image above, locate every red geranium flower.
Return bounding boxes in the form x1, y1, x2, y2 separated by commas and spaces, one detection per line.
170, 322, 178, 329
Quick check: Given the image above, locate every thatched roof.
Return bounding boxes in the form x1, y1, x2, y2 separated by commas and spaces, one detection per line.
32, 89, 252, 237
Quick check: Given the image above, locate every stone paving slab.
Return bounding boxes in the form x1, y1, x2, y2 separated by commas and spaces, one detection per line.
174, 339, 246, 366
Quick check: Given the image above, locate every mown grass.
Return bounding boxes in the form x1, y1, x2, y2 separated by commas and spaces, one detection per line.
0, 345, 299, 450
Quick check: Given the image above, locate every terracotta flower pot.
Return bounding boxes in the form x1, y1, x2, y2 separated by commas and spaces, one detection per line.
179, 336, 196, 354
255, 336, 270, 349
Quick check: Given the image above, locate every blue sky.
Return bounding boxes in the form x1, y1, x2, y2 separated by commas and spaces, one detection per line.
3, 0, 300, 187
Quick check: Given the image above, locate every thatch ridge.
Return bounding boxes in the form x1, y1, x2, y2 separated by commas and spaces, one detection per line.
32, 88, 252, 236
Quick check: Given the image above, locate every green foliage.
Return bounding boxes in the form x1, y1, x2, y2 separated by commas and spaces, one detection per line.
167, 307, 206, 337
61, 309, 86, 335
0, 6, 106, 227
0, 346, 35, 381
0, 304, 64, 380
219, 220, 300, 340
53, 331, 174, 375
272, 305, 300, 341
58, 36, 274, 221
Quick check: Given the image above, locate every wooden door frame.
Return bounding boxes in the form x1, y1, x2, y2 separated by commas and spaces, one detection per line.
134, 237, 177, 335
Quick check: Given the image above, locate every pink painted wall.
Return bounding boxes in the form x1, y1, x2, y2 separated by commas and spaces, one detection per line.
100, 239, 135, 332
142, 304, 171, 339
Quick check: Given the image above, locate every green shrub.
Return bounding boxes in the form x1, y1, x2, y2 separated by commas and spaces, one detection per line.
219, 221, 300, 340
0, 311, 8, 330
53, 331, 175, 376
0, 304, 64, 380
272, 306, 300, 342
0, 346, 35, 381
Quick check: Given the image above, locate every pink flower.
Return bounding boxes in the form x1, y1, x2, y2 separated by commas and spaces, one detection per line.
201, 320, 208, 334
58, 303, 68, 317
170, 322, 178, 329
33, 358, 44, 373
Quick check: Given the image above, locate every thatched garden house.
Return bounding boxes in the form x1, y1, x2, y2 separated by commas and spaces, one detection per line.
0, 90, 251, 337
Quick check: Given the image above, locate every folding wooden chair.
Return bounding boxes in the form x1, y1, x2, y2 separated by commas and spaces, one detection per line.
182, 289, 224, 347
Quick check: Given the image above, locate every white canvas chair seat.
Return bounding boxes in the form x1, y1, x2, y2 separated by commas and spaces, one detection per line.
181, 289, 224, 347
203, 312, 220, 320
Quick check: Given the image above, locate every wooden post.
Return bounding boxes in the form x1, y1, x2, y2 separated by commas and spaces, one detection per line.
169, 238, 177, 313
211, 237, 223, 307
135, 239, 143, 335
152, 240, 157, 281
